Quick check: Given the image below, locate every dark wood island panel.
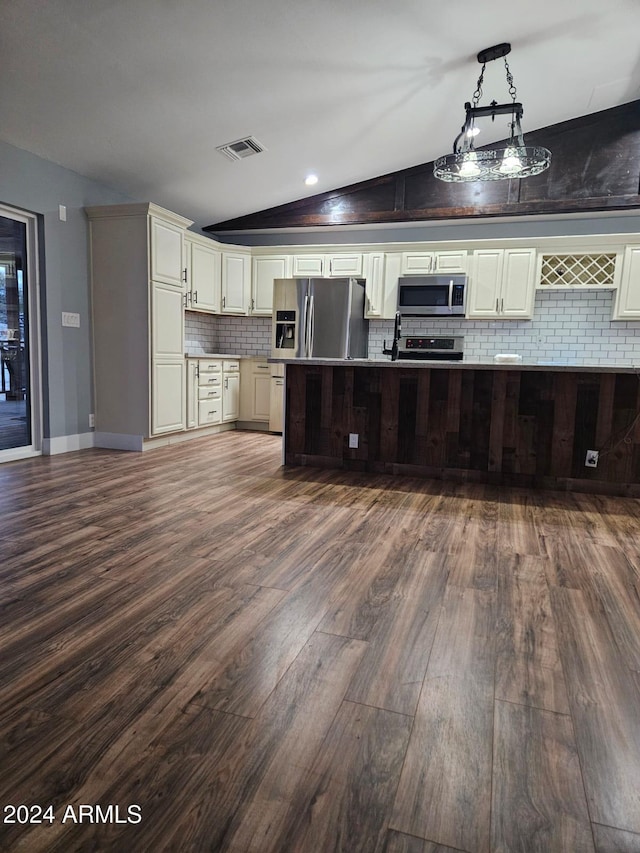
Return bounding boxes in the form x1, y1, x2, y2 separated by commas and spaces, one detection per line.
285, 364, 640, 496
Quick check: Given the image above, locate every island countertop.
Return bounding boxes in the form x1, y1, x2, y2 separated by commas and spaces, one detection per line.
269, 357, 640, 374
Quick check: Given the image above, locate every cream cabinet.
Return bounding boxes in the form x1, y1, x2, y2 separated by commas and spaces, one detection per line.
153, 360, 186, 434
468, 248, 537, 319
612, 245, 640, 319
400, 250, 467, 275
184, 234, 220, 313
378, 252, 403, 319
363, 252, 385, 318
222, 359, 240, 421
269, 371, 284, 433
86, 202, 191, 446
221, 250, 251, 314
292, 253, 363, 278
251, 255, 292, 315
240, 358, 271, 422
150, 216, 186, 287
152, 282, 184, 358
197, 360, 223, 426
186, 359, 199, 429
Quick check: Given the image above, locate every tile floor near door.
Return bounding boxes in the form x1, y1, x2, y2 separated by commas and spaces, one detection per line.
1, 431, 640, 852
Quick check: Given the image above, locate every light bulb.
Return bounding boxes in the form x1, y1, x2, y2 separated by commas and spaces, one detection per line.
304, 174, 318, 186
459, 152, 481, 177
498, 147, 523, 174
466, 126, 480, 138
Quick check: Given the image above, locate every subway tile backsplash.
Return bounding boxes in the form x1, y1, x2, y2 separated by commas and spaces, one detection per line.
370, 291, 640, 364
185, 312, 271, 356
186, 291, 640, 363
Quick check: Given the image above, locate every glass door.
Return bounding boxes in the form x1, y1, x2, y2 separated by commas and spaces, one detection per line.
0, 207, 40, 461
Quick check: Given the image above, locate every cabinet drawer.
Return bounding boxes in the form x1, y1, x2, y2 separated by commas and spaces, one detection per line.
199, 360, 222, 374
198, 385, 221, 401
198, 399, 222, 425
222, 359, 240, 373
198, 373, 222, 388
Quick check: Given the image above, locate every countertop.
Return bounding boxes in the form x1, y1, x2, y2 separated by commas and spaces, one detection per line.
269, 357, 640, 374
185, 353, 247, 359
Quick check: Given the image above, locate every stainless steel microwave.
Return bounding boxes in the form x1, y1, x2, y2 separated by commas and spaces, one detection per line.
397, 274, 467, 317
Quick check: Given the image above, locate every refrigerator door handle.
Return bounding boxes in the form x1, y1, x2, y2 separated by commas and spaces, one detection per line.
308, 296, 315, 357
303, 291, 310, 358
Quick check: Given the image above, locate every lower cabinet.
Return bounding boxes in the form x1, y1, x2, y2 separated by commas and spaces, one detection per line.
186, 359, 199, 429
152, 359, 186, 435
198, 360, 223, 427
239, 358, 271, 422
222, 360, 240, 422
269, 374, 284, 433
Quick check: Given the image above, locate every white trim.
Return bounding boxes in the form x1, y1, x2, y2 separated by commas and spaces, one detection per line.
0, 203, 43, 456
0, 446, 41, 463
42, 432, 95, 455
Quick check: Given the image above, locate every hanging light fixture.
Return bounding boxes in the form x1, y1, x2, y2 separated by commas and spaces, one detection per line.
434, 43, 551, 182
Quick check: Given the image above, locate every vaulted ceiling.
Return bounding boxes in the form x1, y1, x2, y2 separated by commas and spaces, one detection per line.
2, 0, 640, 231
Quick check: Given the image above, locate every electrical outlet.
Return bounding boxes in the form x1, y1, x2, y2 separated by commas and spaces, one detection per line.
348, 433, 359, 449
89, 413, 95, 428
62, 312, 80, 328
585, 450, 599, 468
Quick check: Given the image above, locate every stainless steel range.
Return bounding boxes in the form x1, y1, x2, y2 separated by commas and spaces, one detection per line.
383, 312, 464, 361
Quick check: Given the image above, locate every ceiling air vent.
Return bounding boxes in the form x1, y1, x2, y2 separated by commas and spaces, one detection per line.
216, 136, 266, 162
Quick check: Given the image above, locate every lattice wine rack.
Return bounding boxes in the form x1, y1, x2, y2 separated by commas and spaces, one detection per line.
538, 253, 619, 288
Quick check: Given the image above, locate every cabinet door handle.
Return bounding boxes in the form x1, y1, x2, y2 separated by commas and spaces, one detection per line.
224, 377, 228, 389
183, 268, 188, 283
183, 293, 188, 308
193, 290, 198, 304
496, 298, 499, 312
222, 296, 226, 308
251, 298, 255, 310
500, 298, 504, 312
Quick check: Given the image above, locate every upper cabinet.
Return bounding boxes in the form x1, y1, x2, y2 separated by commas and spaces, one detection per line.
150, 216, 185, 287
221, 249, 251, 314
363, 252, 385, 318
613, 245, 640, 319
251, 254, 292, 315
291, 253, 363, 278
468, 248, 537, 319
400, 250, 467, 275
184, 234, 220, 313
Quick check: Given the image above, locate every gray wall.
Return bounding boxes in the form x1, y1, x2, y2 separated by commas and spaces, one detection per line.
0, 139, 135, 440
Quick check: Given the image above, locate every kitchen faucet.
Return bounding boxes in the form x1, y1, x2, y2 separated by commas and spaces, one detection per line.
383, 312, 402, 361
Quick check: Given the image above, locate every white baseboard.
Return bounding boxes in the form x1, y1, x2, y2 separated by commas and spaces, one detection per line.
42, 432, 95, 455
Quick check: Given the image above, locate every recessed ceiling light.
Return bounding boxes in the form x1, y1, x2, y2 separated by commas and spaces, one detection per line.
304, 174, 318, 186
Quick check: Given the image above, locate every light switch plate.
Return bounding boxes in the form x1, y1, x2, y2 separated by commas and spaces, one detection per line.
348, 433, 359, 448
62, 312, 80, 328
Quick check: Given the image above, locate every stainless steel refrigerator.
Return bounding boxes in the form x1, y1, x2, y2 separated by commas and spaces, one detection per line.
271, 277, 369, 359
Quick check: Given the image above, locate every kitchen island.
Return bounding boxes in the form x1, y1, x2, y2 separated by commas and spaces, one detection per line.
278, 358, 640, 496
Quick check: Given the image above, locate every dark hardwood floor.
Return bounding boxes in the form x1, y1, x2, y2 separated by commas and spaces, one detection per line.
1, 431, 640, 852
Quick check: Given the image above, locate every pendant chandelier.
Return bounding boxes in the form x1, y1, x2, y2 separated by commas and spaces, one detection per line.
434, 43, 551, 183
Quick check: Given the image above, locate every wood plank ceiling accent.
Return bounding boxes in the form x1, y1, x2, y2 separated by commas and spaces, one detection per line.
205, 100, 640, 232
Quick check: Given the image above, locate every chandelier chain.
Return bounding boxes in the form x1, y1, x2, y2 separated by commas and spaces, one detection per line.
472, 63, 486, 108
503, 57, 517, 102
